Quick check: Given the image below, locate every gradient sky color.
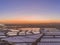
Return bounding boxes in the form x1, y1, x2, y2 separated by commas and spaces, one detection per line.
0, 0, 60, 24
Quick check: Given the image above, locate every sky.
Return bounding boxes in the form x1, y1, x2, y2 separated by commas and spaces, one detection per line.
0, 0, 60, 24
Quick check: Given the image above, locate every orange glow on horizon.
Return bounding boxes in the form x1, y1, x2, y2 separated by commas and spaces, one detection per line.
0, 19, 60, 24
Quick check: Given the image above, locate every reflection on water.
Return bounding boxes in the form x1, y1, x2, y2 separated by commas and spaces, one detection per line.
7, 28, 40, 35
1, 28, 60, 36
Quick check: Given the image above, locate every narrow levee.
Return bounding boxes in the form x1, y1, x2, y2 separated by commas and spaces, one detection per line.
32, 33, 44, 45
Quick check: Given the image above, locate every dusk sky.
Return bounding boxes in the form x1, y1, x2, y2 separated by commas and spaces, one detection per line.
0, 0, 60, 24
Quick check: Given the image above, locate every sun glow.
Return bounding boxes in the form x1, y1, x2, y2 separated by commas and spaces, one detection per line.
0, 19, 60, 24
